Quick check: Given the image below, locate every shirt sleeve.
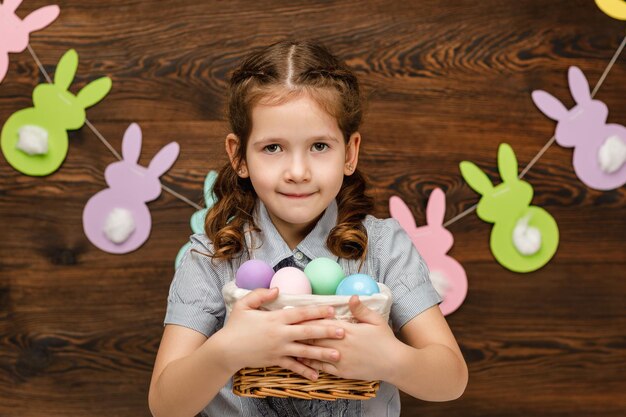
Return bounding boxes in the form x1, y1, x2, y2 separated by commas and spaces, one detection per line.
373, 218, 443, 332
164, 234, 228, 338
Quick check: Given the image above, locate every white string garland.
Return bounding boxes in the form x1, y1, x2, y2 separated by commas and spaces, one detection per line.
26, 44, 203, 211
443, 32, 626, 228
25, 34, 626, 222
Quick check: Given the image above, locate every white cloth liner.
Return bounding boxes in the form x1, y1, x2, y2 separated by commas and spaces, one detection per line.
222, 280, 393, 322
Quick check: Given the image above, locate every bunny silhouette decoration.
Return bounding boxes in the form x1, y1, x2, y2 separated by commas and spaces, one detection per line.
0, 0, 60, 83
389, 188, 468, 316
460, 143, 559, 273
532, 66, 626, 190
82, 123, 179, 254
1, 49, 111, 176
175, 170, 218, 268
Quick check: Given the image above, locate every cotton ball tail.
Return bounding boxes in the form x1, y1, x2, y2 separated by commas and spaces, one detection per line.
270, 267, 312, 295
429, 270, 450, 298
16, 125, 49, 155
598, 135, 626, 174
235, 259, 274, 290
512, 216, 541, 256
103, 208, 136, 244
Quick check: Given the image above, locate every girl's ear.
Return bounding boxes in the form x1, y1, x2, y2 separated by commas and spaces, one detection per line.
225, 133, 248, 177
344, 132, 361, 176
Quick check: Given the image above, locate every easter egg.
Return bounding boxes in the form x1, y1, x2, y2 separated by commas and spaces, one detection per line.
235, 259, 274, 290
304, 257, 345, 295
335, 274, 380, 296
270, 267, 312, 295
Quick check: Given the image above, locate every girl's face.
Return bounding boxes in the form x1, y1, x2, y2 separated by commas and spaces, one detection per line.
227, 93, 360, 244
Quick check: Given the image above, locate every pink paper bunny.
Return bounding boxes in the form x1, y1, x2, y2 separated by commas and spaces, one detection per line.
389, 188, 468, 316
532, 66, 626, 190
82, 123, 179, 254
0, 0, 60, 83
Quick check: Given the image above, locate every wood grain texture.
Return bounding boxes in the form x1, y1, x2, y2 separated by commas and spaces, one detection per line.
1, 0, 624, 416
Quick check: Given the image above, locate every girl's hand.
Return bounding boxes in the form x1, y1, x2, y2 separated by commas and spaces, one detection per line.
297, 295, 399, 381
217, 287, 345, 381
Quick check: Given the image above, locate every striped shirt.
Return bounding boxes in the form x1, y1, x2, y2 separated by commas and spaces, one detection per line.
165, 198, 442, 416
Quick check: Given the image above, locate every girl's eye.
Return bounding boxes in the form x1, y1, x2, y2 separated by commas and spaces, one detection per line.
312, 143, 328, 152
264, 144, 282, 153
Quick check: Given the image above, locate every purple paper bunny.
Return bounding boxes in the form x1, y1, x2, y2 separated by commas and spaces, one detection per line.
82, 123, 179, 254
0, 0, 60, 83
532, 66, 626, 190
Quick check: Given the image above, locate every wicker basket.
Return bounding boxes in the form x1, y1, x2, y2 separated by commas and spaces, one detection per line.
222, 280, 392, 400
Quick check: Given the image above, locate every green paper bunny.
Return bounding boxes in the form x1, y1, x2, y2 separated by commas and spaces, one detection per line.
175, 170, 218, 268
460, 143, 559, 273
1, 49, 112, 176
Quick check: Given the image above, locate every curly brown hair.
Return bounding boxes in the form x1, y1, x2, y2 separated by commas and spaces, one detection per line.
205, 39, 374, 264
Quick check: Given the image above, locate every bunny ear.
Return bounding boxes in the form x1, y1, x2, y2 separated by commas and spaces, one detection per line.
426, 188, 446, 226
122, 123, 142, 163
77, 77, 112, 109
22, 5, 60, 33
531, 90, 568, 121
389, 196, 417, 230
3, 0, 23, 14
148, 142, 180, 177
203, 170, 219, 206
54, 49, 78, 90
568, 66, 591, 104
460, 161, 493, 196
497, 143, 518, 183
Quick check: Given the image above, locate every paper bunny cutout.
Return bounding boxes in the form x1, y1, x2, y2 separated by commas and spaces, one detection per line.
82, 123, 180, 254
532, 66, 626, 190
460, 143, 560, 273
0, 0, 60, 83
389, 189, 468, 316
175, 170, 218, 268
1, 49, 111, 176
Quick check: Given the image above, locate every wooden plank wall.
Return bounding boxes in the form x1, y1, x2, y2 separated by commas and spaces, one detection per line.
1, 1, 624, 416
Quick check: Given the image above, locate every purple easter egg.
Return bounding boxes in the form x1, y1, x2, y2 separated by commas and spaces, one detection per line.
235, 259, 274, 290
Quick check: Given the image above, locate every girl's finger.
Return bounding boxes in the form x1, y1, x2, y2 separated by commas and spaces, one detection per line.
348, 295, 385, 325
278, 305, 336, 324
284, 342, 341, 363
277, 357, 319, 381
235, 287, 279, 311
299, 358, 338, 376
302, 318, 343, 327
287, 324, 344, 342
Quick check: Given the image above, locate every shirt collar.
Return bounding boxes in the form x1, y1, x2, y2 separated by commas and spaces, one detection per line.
247, 199, 338, 267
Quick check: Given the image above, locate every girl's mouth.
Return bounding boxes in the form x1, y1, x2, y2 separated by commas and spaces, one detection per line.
280, 192, 315, 199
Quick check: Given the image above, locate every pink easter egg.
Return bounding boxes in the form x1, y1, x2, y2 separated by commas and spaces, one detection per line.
235, 259, 274, 290
270, 267, 312, 295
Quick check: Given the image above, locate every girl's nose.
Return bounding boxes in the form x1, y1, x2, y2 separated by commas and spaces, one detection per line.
284, 155, 311, 182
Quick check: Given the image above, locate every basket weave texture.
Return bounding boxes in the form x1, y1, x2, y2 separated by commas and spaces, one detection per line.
222, 281, 393, 400
233, 366, 379, 400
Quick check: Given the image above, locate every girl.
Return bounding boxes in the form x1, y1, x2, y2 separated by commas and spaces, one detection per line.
149, 39, 468, 417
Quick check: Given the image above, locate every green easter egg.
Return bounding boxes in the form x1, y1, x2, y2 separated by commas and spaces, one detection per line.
304, 257, 345, 295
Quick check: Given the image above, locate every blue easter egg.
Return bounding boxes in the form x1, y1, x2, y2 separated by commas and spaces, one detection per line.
335, 274, 380, 296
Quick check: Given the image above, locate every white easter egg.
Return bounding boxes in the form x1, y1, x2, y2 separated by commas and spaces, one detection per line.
270, 267, 312, 295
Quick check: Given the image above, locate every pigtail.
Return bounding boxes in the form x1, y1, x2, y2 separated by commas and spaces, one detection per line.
204, 163, 258, 262
327, 169, 374, 267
